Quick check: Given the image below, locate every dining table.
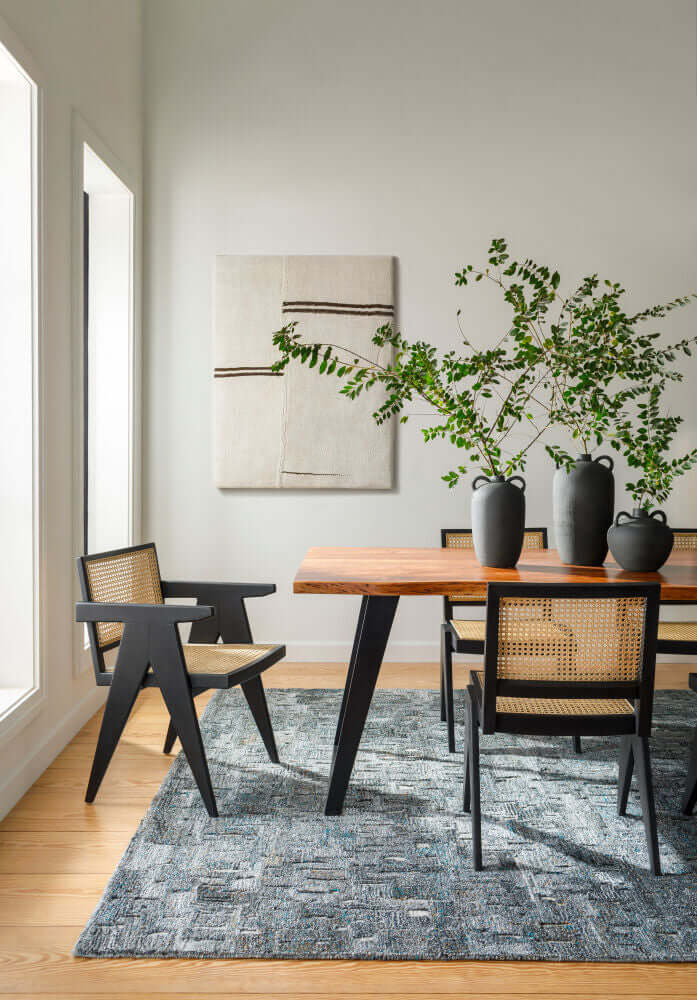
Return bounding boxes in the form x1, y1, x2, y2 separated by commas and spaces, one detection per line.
293, 545, 697, 815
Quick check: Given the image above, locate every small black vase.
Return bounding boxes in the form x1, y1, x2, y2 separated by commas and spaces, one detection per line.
553, 454, 615, 566
607, 508, 674, 572
471, 474, 525, 568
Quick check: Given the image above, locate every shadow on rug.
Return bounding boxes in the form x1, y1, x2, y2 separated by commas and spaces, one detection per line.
74, 688, 697, 961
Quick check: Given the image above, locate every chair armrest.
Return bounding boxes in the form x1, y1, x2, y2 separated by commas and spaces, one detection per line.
75, 602, 214, 624
162, 581, 276, 600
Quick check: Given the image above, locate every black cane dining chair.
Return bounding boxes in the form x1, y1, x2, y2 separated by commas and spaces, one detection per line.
75, 542, 286, 817
439, 527, 563, 753
655, 529, 697, 658
653, 529, 697, 813
464, 581, 661, 873
682, 673, 697, 815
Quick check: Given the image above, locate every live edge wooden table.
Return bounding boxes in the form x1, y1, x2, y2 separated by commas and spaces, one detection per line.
293, 545, 697, 816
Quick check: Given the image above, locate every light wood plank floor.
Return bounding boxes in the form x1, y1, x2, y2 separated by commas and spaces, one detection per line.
0, 661, 695, 999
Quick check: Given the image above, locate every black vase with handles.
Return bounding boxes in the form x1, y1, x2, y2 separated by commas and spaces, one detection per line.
471, 474, 525, 568
553, 453, 615, 566
607, 508, 674, 572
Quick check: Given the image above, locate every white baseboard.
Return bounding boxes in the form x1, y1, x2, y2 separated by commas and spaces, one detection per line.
0, 686, 106, 822
284, 640, 443, 662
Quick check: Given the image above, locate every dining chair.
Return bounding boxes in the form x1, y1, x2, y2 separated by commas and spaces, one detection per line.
464, 581, 661, 873
682, 673, 697, 815
439, 527, 574, 754
75, 542, 286, 817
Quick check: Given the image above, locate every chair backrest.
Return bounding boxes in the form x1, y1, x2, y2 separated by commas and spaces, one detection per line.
440, 527, 548, 615
481, 582, 660, 735
672, 529, 697, 551
76, 543, 163, 677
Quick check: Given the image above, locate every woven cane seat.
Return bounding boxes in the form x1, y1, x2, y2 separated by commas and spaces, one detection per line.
657, 621, 697, 644
450, 617, 569, 645
105, 644, 279, 676
471, 672, 634, 716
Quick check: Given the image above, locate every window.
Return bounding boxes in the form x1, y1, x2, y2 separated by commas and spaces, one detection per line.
0, 39, 39, 719
82, 144, 134, 556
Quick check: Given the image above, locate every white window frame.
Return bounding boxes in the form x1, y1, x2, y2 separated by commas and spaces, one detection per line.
0, 15, 46, 746
71, 113, 141, 677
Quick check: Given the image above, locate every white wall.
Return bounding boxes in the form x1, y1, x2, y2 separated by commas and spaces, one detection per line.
0, 0, 142, 818
143, 0, 697, 661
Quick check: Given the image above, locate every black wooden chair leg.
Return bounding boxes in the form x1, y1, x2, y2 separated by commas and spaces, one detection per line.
441, 625, 455, 753
440, 639, 446, 723
86, 627, 149, 803
150, 628, 218, 818
163, 718, 178, 754
681, 726, 697, 815
633, 735, 661, 875
463, 695, 471, 813
572, 735, 582, 754
241, 675, 279, 763
617, 734, 634, 816
466, 685, 482, 870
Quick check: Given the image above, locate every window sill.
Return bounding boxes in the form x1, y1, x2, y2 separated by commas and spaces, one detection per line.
0, 685, 44, 750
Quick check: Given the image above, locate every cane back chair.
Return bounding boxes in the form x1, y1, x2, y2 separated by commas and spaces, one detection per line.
76, 542, 286, 817
464, 581, 661, 873
439, 527, 554, 753
658, 530, 697, 814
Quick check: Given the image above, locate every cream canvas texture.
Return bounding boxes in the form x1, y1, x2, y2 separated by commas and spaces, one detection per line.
214, 255, 395, 489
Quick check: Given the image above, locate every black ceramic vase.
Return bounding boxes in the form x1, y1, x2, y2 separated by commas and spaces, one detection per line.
471, 474, 525, 568
553, 454, 615, 566
607, 508, 674, 572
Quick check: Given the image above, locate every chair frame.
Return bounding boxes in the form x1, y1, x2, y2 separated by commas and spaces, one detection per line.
682, 672, 697, 815
464, 581, 662, 873
76, 542, 285, 818
439, 527, 549, 752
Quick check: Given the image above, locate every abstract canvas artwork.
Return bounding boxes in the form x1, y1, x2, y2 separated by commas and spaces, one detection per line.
214, 255, 395, 488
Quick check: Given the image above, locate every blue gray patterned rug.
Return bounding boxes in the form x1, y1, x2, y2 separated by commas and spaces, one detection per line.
74, 688, 697, 961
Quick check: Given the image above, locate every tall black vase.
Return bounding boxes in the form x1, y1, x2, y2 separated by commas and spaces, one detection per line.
553, 454, 614, 566
471, 474, 525, 568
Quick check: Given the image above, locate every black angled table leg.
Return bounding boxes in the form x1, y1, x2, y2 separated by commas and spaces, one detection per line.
325, 595, 399, 816
332, 596, 368, 765
150, 627, 218, 818
681, 726, 697, 815
86, 625, 149, 803
241, 675, 279, 763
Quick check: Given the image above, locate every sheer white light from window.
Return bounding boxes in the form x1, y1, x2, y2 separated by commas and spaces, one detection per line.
0, 41, 37, 713
83, 144, 133, 556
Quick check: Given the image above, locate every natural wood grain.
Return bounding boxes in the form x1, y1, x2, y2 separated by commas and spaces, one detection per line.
0, 661, 694, 997
293, 546, 697, 599
1, 926, 697, 995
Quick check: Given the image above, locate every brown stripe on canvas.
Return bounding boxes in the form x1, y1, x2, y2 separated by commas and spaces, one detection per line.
214, 371, 283, 378
282, 308, 393, 317
215, 366, 277, 372
282, 300, 394, 310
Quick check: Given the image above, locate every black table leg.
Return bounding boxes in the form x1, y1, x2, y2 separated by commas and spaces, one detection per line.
325, 594, 399, 815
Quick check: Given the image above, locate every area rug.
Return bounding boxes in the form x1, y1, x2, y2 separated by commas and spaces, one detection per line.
74, 688, 697, 961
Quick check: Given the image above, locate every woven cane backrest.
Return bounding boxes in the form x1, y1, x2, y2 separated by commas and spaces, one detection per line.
673, 530, 697, 551
495, 595, 646, 684
82, 544, 163, 649
442, 528, 547, 605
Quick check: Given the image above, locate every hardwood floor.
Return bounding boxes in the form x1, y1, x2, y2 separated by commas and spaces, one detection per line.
0, 660, 694, 999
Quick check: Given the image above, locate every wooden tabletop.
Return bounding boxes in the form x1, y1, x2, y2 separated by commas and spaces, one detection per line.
293, 546, 697, 600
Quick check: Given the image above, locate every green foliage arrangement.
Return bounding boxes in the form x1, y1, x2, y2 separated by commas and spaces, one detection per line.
613, 381, 697, 510
455, 239, 696, 470
271, 238, 696, 490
